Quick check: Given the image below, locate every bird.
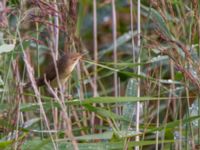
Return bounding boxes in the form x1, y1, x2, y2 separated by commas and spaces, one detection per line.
25, 52, 83, 88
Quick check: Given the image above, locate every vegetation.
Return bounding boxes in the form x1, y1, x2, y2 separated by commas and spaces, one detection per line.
0, 0, 200, 149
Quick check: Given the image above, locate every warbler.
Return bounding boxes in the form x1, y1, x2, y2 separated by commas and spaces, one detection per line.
25, 52, 82, 88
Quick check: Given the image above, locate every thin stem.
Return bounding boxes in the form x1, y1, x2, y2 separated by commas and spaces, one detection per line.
53, 0, 59, 59
156, 64, 162, 150
17, 23, 58, 150
45, 79, 78, 150
93, 0, 98, 97
111, 0, 118, 98
130, 0, 135, 64
91, 0, 98, 132
135, 0, 141, 150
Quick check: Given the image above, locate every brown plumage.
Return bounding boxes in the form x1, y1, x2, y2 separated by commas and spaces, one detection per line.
25, 52, 82, 88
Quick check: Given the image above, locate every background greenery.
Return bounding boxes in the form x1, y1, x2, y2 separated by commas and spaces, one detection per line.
0, 0, 200, 149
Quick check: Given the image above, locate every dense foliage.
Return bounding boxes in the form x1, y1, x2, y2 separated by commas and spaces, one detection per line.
0, 0, 199, 149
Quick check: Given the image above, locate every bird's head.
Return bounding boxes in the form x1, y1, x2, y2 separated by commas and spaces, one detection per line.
66, 52, 83, 72
69, 52, 82, 63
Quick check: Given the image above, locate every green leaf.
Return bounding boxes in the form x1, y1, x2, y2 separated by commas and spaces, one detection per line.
22, 138, 52, 150
74, 131, 113, 140
147, 116, 200, 134
114, 130, 139, 138
58, 140, 174, 150
83, 104, 129, 122
99, 30, 138, 57
0, 140, 13, 149
0, 44, 15, 54
141, 4, 172, 38
20, 96, 170, 112
83, 97, 169, 104
122, 79, 138, 129
23, 138, 174, 150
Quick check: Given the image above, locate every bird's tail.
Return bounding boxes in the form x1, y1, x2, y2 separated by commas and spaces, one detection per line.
23, 77, 44, 89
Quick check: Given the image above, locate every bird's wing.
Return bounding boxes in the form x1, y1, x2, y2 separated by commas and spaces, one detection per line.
35, 61, 56, 86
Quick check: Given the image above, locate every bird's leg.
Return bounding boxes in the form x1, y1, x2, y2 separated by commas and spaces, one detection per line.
64, 94, 73, 100
57, 86, 73, 100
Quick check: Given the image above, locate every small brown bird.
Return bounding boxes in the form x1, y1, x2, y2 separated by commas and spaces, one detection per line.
25, 52, 82, 88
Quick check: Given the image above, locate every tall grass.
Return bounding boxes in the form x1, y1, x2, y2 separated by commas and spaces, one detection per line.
0, 0, 199, 150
